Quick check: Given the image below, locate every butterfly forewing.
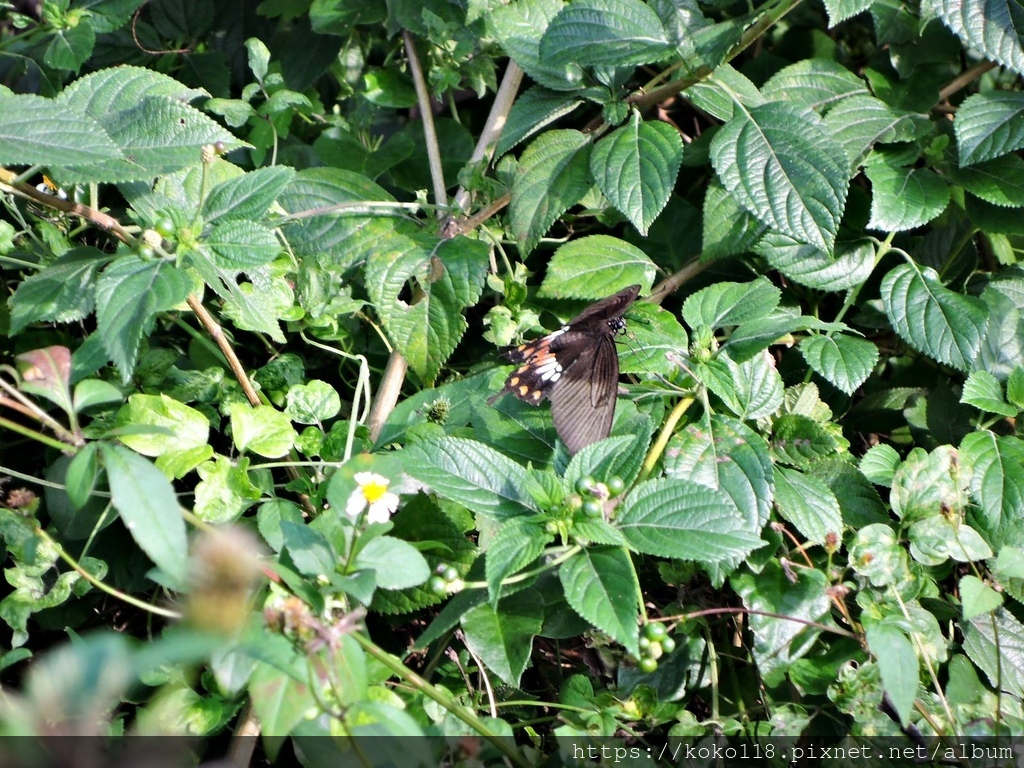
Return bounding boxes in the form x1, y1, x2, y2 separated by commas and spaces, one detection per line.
495, 285, 640, 454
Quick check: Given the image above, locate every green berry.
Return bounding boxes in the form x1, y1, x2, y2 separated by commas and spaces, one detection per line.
661, 636, 676, 654
638, 656, 658, 673
428, 576, 447, 595
154, 217, 175, 238
643, 622, 668, 642
137, 244, 155, 260
638, 636, 651, 651
575, 476, 597, 495
582, 499, 602, 518
442, 566, 459, 582
607, 476, 625, 496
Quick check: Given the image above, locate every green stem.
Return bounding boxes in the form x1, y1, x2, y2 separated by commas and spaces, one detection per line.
0, 415, 76, 453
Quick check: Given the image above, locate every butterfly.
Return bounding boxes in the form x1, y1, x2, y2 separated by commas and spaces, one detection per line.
493, 285, 641, 454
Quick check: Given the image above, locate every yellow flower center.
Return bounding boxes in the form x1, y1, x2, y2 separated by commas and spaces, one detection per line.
362, 479, 388, 503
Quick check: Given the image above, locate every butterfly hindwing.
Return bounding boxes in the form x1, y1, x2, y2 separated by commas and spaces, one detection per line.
495, 285, 640, 454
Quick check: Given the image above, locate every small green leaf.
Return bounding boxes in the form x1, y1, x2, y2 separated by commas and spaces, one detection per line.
115, 394, 210, 457
486, 519, 550, 604
960, 431, 1024, 548
702, 351, 784, 421
229, 403, 296, 458
73, 379, 123, 413
362, 69, 417, 108
880, 262, 987, 371
1008, 366, 1024, 409
539, 235, 655, 298
488, 0, 583, 90
866, 623, 917, 726
860, 444, 901, 487
193, 455, 263, 524
355, 536, 430, 590
510, 130, 592, 255
773, 466, 843, 547
9, 248, 112, 334
963, 608, 1024, 699
496, 86, 584, 157
285, 380, 342, 424
771, 414, 843, 466
800, 334, 879, 394
99, 444, 188, 587
202, 165, 296, 223
559, 546, 641, 657
961, 370, 1018, 416
281, 521, 336, 577
206, 220, 281, 270
682, 277, 781, 330
590, 112, 682, 235
44, 23, 95, 72
865, 162, 950, 231
461, 590, 544, 687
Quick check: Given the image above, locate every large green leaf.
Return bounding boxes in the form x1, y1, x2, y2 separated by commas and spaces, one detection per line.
961, 431, 1024, 548
9, 248, 113, 334
559, 546, 641, 657
617, 477, 763, 564
880, 262, 987, 371
773, 466, 843, 546
99, 444, 188, 587
823, 96, 931, 170
202, 165, 296, 223
510, 129, 593, 255
682, 277, 781, 329
963, 608, 1024, 699
711, 102, 849, 252
496, 86, 584, 157
539, 0, 671, 69
799, 333, 880, 394
865, 162, 950, 231
947, 155, 1024, 207
365, 234, 489, 381
539, 235, 655, 297
866, 623, 918, 726
755, 235, 876, 292
94, 256, 190, 382
702, 351, 784, 421
761, 58, 870, 111
488, 0, 583, 90
461, 589, 544, 687
0, 93, 120, 168
590, 112, 683, 235
925, 0, 1024, 78
954, 92, 1024, 166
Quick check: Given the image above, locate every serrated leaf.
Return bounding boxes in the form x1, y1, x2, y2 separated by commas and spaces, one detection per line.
206, 220, 281, 270
880, 262, 987, 371
756, 235, 876, 292
710, 103, 849, 252
229, 403, 296, 458
773, 466, 843, 546
365, 234, 489, 381
702, 177, 768, 261
866, 162, 950, 231
954, 91, 1024, 166
963, 608, 1024, 698
559, 546, 641, 657
960, 430, 1024, 548
962, 370, 1018, 416
486, 519, 550, 603
590, 112, 682, 235
539, 235, 655, 297
194, 455, 262, 524
860, 444, 901, 486
702, 350, 784, 421
924, 0, 1024, 79
44, 23, 95, 72
682, 277, 781, 329
94, 256, 190, 382
461, 590, 544, 687
203, 165, 297, 223
8, 248, 113, 334
948, 155, 1024, 207
99, 444, 188, 587
497, 86, 584, 157
617, 302, 688, 376
115, 394, 210, 457
1009, 366, 1024, 408
510, 130, 593, 255
800, 334, 879, 394
866, 623, 917, 726
15, 346, 73, 417
823, 96, 931, 171
961, 575, 1004, 620
761, 59, 870, 112
0, 93, 121, 168
540, 0, 671, 69
771, 414, 843, 466
617, 477, 763, 564
488, 0, 583, 90
821, 0, 875, 26
403, 436, 538, 519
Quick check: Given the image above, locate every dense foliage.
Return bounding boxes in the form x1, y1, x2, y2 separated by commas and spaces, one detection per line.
2, 0, 1024, 762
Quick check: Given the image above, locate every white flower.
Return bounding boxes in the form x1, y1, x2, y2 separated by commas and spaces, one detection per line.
346, 472, 399, 524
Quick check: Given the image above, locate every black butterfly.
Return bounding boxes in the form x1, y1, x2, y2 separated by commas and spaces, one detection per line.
493, 285, 641, 454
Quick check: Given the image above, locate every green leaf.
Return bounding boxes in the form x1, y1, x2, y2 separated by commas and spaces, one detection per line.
850, 523, 906, 586
9, 247, 113, 334
461, 589, 544, 687
94, 256, 190, 382
954, 92, 1024, 166
73, 379, 122, 413
540, 0, 671, 69
702, 177, 767, 261
617, 477, 763, 564
559, 546, 641, 657
249, 644, 317, 742
510, 129, 593, 255
925, 0, 1024, 79
485, 518, 550, 604
285, 380, 342, 424
865, 162, 950, 232
880, 262, 987, 371
362, 69, 417, 108
488, 0, 583, 90
710, 103, 849, 252
865, 623, 917, 726
365, 234, 489, 381
962, 370, 1018, 416
761, 58, 870, 111
402, 436, 539, 519
890, 445, 965, 525
115, 394, 210, 457
732, 563, 832, 687
773, 466, 843, 547
961, 575, 1004, 620
15, 346, 73, 417
205, 220, 281, 270
496, 86, 584, 157
281, 521, 336, 577
963, 608, 1024, 699
756, 236, 876, 292
354, 536, 430, 590
618, 302, 689, 376
960, 431, 1024, 548
702, 351, 784, 421
590, 112, 683, 235
948, 155, 1024, 207
229, 403, 296, 458
771, 414, 843, 466
0, 93, 121, 168
44, 23, 95, 72
1009, 365, 1024, 409
682, 277, 781, 330
799, 334, 879, 394
859, 444, 901, 487
823, 95, 931, 170
908, 515, 992, 565
193, 455, 263, 524
202, 165, 296, 223
99, 444, 188, 587
539, 236, 655, 298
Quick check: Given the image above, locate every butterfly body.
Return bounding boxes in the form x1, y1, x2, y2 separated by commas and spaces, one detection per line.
496, 285, 640, 454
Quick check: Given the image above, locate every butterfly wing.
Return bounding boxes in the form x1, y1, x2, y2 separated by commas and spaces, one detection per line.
549, 333, 619, 454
